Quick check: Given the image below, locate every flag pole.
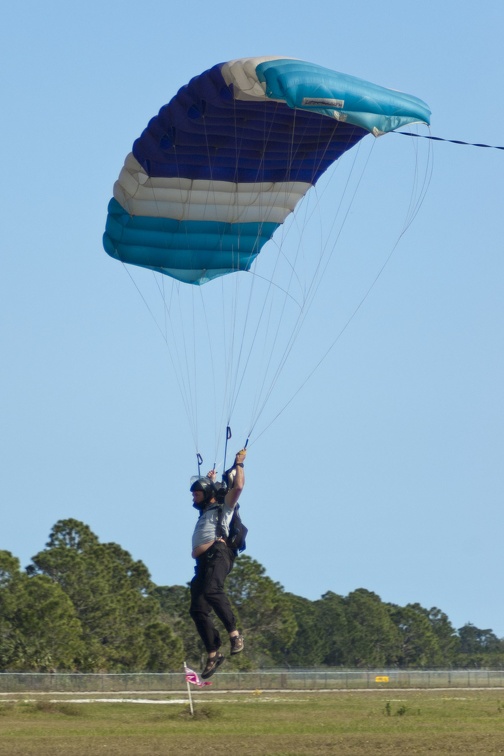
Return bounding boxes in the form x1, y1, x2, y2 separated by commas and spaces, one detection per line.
184, 661, 194, 716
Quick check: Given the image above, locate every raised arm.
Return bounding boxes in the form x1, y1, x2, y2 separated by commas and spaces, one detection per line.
224, 449, 246, 509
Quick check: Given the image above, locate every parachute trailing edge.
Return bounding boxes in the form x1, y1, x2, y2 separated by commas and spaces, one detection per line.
103, 57, 430, 285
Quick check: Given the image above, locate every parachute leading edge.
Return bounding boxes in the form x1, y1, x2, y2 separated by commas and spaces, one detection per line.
103, 57, 430, 285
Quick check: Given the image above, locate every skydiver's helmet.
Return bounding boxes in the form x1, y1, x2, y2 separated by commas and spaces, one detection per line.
190, 476, 217, 510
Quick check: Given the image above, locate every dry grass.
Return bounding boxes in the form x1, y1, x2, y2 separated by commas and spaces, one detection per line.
0, 689, 503, 755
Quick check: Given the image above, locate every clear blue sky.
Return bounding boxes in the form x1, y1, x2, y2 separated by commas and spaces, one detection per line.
2, 0, 503, 638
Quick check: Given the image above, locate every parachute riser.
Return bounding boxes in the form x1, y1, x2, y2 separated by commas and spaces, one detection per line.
222, 426, 232, 481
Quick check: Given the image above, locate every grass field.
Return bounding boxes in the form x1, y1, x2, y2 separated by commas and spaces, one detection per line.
1, 689, 503, 755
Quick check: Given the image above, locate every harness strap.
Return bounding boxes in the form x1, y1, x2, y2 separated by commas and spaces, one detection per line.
204, 502, 240, 543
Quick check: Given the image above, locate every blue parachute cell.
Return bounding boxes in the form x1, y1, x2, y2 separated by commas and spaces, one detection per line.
103, 57, 430, 285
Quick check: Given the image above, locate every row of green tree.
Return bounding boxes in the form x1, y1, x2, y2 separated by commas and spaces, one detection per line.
1, 519, 502, 672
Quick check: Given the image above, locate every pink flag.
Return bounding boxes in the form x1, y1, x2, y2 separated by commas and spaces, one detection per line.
184, 664, 212, 687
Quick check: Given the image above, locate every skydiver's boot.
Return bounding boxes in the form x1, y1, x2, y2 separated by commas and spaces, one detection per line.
201, 652, 225, 679
230, 634, 244, 655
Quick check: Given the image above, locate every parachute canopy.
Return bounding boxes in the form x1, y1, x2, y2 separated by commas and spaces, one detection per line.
103, 57, 430, 285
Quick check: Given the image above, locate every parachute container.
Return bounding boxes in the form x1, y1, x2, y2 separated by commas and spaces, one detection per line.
103, 57, 430, 285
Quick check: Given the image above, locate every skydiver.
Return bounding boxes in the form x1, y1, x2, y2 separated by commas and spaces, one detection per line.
189, 448, 247, 679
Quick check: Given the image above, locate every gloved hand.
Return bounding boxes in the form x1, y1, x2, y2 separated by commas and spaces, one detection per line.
235, 449, 247, 466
